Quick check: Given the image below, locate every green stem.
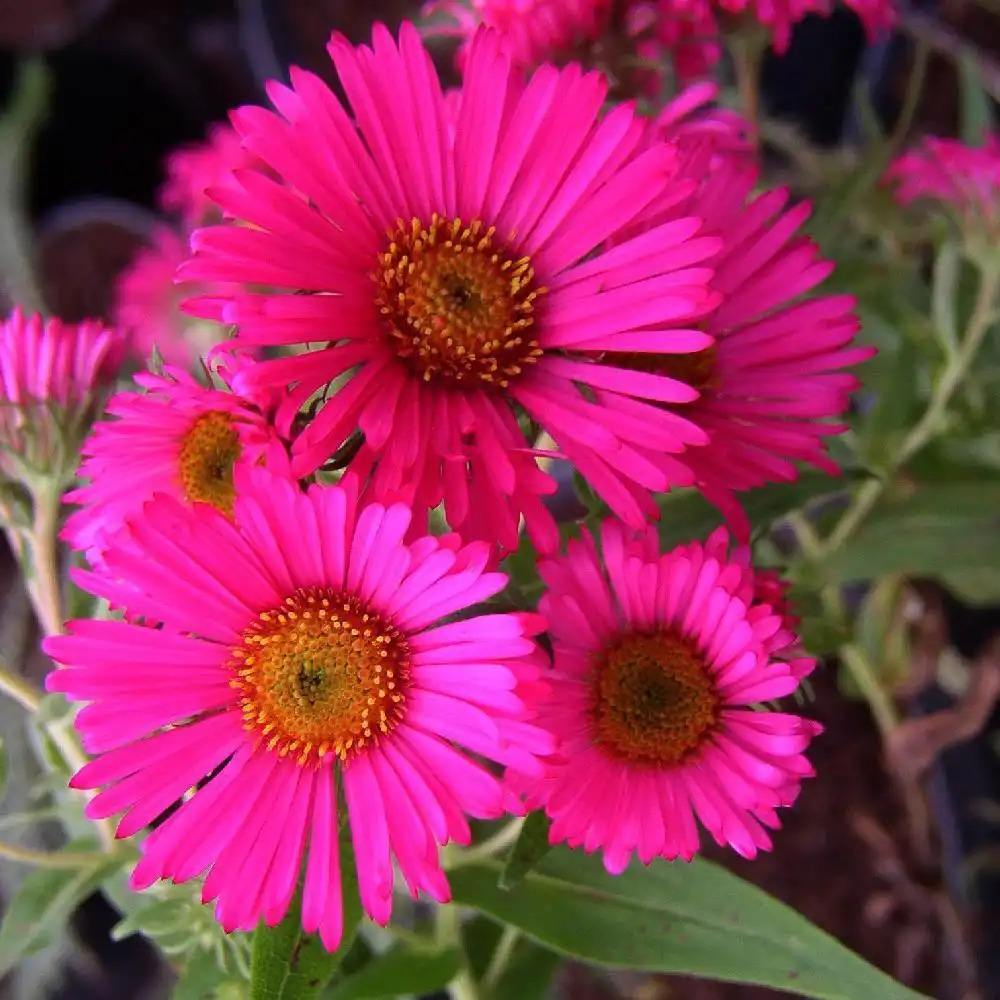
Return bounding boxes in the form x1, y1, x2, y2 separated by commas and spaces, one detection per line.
730, 33, 766, 147
481, 926, 520, 994
840, 643, 900, 736
444, 817, 524, 870
436, 904, 482, 1000
0, 657, 43, 713
825, 262, 1000, 553
0, 839, 108, 869
24, 486, 65, 638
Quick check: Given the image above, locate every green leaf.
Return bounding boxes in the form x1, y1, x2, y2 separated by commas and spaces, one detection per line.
323, 944, 461, 1000
249, 834, 362, 1000
958, 51, 995, 146
940, 567, 1000, 606
822, 482, 1000, 584
500, 812, 552, 889
172, 949, 236, 1000
449, 848, 928, 1000
657, 472, 848, 549
0, 844, 124, 976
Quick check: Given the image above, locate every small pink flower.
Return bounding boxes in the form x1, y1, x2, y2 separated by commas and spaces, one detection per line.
46, 466, 553, 948
114, 227, 236, 368
0, 307, 125, 480
511, 519, 820, 872
631, 0, 723, 85
423, 0, 613, 71
160, 123, 263, 226
179, 24, 723, 554
655, 81, 754, 166
887, 134, 1000, 236
62, 359, 289, 563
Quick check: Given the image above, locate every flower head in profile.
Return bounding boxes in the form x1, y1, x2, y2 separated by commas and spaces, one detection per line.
887, 135, 1000, 244
510, 519, 820, 872
46, 467, 552, 948
423, 0, 613, 72
160, 123, 262, 226
62, 358, 288, 564
179, 24, 722, 555
0, 307, 125, 484
114, 227, 234, 368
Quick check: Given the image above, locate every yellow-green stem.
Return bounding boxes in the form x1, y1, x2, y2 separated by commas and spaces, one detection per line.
436, 904, 482, 1000
0, 839, 108, 869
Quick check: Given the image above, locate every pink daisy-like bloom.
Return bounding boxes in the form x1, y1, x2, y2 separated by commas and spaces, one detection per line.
655, 81, 754, 166
179, 24, 722, 555
115, 226, 234, 368
0, 307, 125, 481
610, 149, 871, 537
62, 359, 289, 563
160, 123, 263, 226
423, 0, 613, 71
511, 519, 820, 872
45, 466, 553, 947
887, 134, 1000, 237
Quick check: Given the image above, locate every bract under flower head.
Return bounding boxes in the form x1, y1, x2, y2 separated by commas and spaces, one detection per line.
179, 23, 724, 555
62, 357, 289, 565
510, 519, 820, 872
45, 466, 553, 949
0, 307, 125, 486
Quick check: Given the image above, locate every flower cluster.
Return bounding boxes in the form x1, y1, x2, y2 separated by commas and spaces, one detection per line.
39, 21, 875, 951
114, 124, 258, 367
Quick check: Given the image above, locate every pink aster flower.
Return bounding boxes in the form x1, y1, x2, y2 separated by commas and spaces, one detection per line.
609, 152, 871, 537
114, 227, 235, 368
160, 123, 262, 226
423, 0, 613, 71
887, 134, 1000, 239
511, 519, 820, 872
45, 466, 553, 947
655, 81, 754, 167
179, 24, 722, 555
0, 307, 125, 482
62, 359, 289, 564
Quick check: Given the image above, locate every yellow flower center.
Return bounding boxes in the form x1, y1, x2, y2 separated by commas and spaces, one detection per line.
374, 214, 546, 388
177, 411, 242, 516
231, 588, 409, 766
591, 631, 718, 765
615, 344, 719, 396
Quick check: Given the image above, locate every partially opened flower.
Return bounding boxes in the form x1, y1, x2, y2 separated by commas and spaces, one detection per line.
62, 359, 288, 563
423, 0, 613, 71
179, 24, 721, 555
887, 134, 1000, 244
114, 227, 233, 368
46, 467, 553, 947
511, 519, 820, 872
0, 307, 125, 484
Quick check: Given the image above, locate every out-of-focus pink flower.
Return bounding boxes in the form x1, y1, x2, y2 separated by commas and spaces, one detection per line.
160, 123, 262, 226
0, 307, 125, 481
887, 134, 1000, 237
630, 0, 722, 85
114, 227, 236, 368
423, 0, 613, 70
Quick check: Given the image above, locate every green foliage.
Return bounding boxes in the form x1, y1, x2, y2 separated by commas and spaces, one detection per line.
0, 844, 126, 977
322, 944, 461, 1000
499, 812, 552, 889
449, 848, 928, 1000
